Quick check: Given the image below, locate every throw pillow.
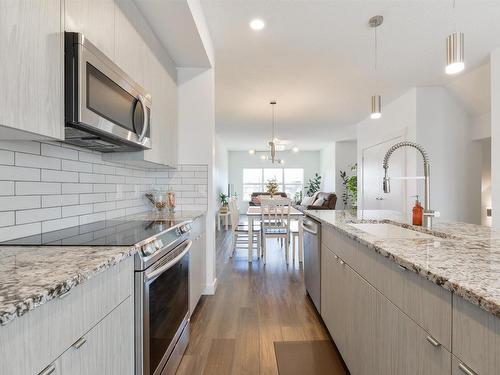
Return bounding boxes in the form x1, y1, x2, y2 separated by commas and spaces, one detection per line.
301, 196, 314, 206
313, 197, 325, 207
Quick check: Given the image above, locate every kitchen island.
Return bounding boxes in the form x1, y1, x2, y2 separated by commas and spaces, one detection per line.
306, 209, 500, 375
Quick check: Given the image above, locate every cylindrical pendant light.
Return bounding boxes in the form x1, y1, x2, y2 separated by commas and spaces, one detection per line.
369, 15, 383, 120
370, 95, 382, 119
445, 32, 464, 75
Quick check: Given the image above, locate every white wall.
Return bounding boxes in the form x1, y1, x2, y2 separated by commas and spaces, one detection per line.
335, 141, 357, 209
491, 47, 500, 227
480, 138, 492, 226
320, 143, 335, 192
357, 87, 482, 224
214, 135, 228, 208
228, 150, 321, 209
177, 1, 217, 294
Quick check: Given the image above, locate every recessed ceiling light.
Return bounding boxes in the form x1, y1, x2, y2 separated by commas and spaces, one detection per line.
250, 19, 265, 31
292, 147, 299, 153
248, 149, 256, 155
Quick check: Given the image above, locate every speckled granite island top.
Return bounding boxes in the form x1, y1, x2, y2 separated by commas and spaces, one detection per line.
306, 209, 500, 318
0, 210, 205, 327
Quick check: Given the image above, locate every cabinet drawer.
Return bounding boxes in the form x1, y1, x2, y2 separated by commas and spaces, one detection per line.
0, 256, 134, 375
452, 295, 500, 375
324, 227, 452, 350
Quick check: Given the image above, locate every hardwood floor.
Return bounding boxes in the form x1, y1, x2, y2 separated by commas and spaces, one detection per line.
176, 228, 333, 375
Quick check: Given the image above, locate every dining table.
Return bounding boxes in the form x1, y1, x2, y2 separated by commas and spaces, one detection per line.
246, 205, 304, 263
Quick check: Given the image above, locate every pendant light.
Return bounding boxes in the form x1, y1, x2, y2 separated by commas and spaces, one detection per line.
369, 15, 383, 120
267, 100, 284, 164
445, 0, 464, 75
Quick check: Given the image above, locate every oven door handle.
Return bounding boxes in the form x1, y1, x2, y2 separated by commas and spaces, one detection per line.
145, 240, 192, 282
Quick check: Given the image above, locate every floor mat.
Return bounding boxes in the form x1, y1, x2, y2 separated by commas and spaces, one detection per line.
274, 340, 348, 375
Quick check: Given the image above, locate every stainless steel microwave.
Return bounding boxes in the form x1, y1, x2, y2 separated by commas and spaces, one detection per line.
64, 32, 151, 152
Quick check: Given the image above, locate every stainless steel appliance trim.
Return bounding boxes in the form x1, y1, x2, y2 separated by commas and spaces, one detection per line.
137, 94, 149, 142
145, 240, 192, 283
69, 33, 151, 149
304, 216, 321, 312
301, 222, 318, 235
160, 321, 190, 375
38, 364, 56, 375
154, 315, 189, 375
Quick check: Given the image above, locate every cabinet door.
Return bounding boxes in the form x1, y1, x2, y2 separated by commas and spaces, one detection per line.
373, 285, 451, 375
189, 218, 206, 314
0, 0, 63, 139
60, 297, 134, 375
64, 0, 115, 59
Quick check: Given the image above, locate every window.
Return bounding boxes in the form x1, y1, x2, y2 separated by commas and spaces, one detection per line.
242, 168, 304, 201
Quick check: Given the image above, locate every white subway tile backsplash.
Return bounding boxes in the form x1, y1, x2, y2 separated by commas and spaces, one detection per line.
0, 212, 15, 227
0, 165, 40, 181
62, 183, 93, 194
0, 150, 14, 165
0, 182, 14, 196
79, 173, 106, 183
16, 182, 61, 195
16, 207, 61, 224
0, 196, 40, 211
0, 141, 40, 154
62, 204, 93, 217
0, 222, 41, 241
42, 195, 79, 208
41, 143, 79, 160
42, 217, 79, 232
80, 193, 106, 204
0, 140, 208, 241
79, 212, 105, 225
42, 169, 79, 183
15, 153, 61, 170
61, 159, 93, 173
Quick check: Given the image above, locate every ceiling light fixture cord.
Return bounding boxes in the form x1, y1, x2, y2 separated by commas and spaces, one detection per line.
452, 0, 457, 32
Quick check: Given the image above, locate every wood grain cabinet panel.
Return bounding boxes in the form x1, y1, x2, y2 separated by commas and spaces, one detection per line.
452, 295, 500, 375
60, 296, 134, 375
64, 0, 115, 59
190, 216, 206, 314
0, 257, 133, 375
0, 0, 63, 139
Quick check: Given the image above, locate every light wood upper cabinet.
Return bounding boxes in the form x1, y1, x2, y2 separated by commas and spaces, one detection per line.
64, 0, 115, 60
0, 0, 64, 140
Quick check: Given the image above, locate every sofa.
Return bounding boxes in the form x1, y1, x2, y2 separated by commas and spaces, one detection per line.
249, 192, 288, 206
297, 192, 337, 211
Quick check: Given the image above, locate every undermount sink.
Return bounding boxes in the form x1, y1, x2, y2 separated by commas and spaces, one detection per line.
349, 223, 435, 239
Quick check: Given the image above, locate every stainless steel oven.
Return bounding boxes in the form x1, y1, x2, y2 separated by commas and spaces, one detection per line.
64, 32, 151, 152
135, 222, 192, 375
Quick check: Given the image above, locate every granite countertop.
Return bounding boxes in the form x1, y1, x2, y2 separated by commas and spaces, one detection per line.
305, 209, 500, 318
0, 210, 206, 327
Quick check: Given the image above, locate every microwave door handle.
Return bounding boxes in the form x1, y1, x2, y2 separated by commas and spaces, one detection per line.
145, 240, 192, 283
137, 95, 149, 142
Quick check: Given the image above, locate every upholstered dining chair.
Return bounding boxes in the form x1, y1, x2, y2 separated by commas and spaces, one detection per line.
260, 197, 292, 265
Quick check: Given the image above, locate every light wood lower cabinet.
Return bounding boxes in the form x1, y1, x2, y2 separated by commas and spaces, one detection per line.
59, 296, 134, 375
321, 235, 451, 374
190, 215, 206, 314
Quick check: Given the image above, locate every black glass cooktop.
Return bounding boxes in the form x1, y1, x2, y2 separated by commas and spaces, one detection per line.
0, 219, 184, 246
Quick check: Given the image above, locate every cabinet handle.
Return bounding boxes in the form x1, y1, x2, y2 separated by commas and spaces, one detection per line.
339, 259, 345, 265
58, 289, 71, 299
425, 335, 441, 347
38, 364, 56, 375
398, 264, 407, 271
72, 336, 87, 349
458, 363, 477, 375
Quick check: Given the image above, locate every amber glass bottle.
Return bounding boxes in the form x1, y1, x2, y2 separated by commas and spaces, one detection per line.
412, 195, 423, 226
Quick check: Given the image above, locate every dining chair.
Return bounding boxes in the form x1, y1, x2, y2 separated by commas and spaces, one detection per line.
260, 197, 292, 265
228, 197, 261, 258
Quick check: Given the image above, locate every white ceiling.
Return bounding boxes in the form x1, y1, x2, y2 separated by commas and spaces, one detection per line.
201, 0, 500, 150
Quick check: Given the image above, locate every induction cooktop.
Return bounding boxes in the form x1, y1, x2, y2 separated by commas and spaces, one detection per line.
0, 219, 185, 246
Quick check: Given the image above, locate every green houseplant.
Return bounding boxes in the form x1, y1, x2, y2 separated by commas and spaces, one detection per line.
305, 173, 322, 197
340, 163, 358, 209
219, 193, 229, 212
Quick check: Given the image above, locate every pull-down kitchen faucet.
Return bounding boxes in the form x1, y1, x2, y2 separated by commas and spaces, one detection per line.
382, 141, 439, 229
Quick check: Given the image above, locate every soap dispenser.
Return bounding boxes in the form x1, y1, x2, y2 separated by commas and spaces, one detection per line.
412, 195, 423, 226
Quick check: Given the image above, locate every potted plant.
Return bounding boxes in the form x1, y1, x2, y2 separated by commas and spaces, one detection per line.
265, 178, 279, 198
219, 193, 229, 213
305, 173, 322, 197
340, 163, 358, 209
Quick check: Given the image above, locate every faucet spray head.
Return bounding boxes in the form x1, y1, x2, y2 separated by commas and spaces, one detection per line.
383, 176, 390, 193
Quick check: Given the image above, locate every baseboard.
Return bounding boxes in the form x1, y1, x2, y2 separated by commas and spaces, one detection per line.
203, 278, 218, 295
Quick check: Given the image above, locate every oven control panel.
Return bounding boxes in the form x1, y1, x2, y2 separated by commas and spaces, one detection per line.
142, 238, 163, 257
